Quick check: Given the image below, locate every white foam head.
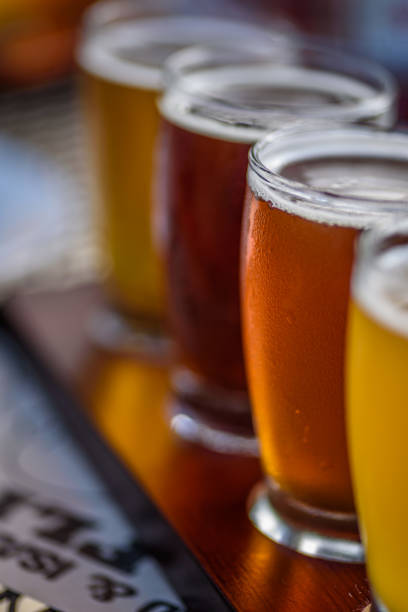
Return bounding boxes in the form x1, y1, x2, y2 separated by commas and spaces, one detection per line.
160, 65, 380, 143
77, 16, 283, 90
354, 225, 408, 338
248, 126, 408, 228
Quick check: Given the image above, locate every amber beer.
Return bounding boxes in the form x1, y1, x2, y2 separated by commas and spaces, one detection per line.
244, 127, 408, 561
244, 188, 357, 512
157, 44, 396, 449
78, 2, 277, 348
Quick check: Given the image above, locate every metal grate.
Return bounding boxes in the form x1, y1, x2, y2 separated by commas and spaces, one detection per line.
0, 78, 100, 296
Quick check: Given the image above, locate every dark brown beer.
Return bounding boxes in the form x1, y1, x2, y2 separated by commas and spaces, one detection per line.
157, 120, 250, 391
157, 45, 396, 446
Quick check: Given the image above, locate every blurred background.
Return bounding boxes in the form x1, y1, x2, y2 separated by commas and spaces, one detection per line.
1, 0, 407, 298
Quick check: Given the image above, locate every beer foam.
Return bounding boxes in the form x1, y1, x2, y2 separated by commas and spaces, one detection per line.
160, 67, 378, 144
354, 244, 408, 338
248, 131, 408, 228
77, 16, 276, 90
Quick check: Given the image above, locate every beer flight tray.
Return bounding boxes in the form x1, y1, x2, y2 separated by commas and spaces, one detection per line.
0, 309, 234, 612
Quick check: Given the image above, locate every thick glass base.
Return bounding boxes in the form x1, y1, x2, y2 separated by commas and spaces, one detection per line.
248, 482, 364, 563
168, 368, 259, 455
88, 304, 171, 362
371, 592, 388, 612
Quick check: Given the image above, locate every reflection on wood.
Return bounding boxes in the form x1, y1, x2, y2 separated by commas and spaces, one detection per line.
10, 288, 371, 611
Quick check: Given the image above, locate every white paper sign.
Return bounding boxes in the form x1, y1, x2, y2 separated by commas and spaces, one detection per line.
0, 346, 185, 612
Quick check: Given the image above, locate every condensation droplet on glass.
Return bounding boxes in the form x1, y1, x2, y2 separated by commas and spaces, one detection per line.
285, 310, 294, 325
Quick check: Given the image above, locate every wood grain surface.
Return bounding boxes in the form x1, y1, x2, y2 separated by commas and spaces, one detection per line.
9, 286, 372, 612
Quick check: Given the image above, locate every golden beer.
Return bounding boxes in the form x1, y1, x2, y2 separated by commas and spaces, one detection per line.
347, 222, 408, 611
244, 127, 406, 562
78, 3, 277, 345
82, 75, 160, 323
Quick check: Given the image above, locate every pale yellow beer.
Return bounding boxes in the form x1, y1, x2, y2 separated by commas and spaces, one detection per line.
347, 223, 408, 611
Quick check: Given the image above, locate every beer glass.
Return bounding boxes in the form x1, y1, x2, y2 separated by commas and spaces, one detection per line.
347, 219, 408, 610
77, 0, 280, 356
157, 42, 396, 453
243, 126, 407, 562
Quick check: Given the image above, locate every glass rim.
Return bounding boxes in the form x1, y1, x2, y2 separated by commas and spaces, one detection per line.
351, 216, 408, 336
161, 38, 397, 126
81, 0, 185, 29
77, 6, 286, 91
80, 0, 294, 29
358, 215, 408, 246
354, 215, 408, 275
248, 124, 408, 227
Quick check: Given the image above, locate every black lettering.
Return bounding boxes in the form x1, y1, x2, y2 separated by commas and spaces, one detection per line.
138, 603, 182, 612
0, 586, 63, 611
41, 554, 75, 581
0, 491, 28, 520
0, 587, 20, 612
33, 506, 96, 546
79, 538, 144, 573
0, 531, 75, 581
17, 546, 44, 574
0, 533, 17, 558
17, 547, 75, 580
89, 574, 137, 602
